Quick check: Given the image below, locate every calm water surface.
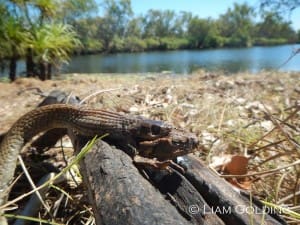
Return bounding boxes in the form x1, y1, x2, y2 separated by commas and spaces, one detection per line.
63, 44, 300, 74
4, 44, 300, 76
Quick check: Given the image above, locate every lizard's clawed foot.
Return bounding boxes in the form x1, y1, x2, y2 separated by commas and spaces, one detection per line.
133, 155, 185, 173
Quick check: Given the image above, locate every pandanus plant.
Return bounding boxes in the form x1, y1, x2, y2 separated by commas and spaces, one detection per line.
27, 23, 81, 80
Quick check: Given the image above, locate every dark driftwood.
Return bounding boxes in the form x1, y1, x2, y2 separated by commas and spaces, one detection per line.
178, 155, 287, 225
75, 137, 286, 225
145, 168, 225, 225
78, 140, 192, 225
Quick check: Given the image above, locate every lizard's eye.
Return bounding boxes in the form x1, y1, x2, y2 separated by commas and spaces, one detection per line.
140, 125, 151, 134
151, 124, 161, 135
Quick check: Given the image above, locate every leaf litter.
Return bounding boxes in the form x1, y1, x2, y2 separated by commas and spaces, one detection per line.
0, 69, 300, 223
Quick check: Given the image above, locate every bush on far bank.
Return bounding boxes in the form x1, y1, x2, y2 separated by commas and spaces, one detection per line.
76, 35, 297, 55
254, 37, 289, 46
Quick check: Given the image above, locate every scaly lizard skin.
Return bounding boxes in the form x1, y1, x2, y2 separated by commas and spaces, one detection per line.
0, 104, 198, 224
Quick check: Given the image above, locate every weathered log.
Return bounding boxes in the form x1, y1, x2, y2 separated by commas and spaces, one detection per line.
178, 155, 287, 225
145, 168, 225, 225
37, 90, 80, 107
76, 138, 286, 225
78, 140, 192, 225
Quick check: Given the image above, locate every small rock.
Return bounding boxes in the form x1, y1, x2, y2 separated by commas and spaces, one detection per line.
260, 121, 273, 131
274, 86, 284, 92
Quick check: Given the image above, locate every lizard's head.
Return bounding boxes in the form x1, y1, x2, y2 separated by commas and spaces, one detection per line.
135, 119, 173, 140
138, 129, 199, 161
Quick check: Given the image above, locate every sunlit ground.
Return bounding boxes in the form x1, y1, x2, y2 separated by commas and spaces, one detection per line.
1, 70, 299, 223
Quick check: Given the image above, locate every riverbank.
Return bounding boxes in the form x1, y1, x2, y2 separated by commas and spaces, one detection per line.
1, 70, 299, 222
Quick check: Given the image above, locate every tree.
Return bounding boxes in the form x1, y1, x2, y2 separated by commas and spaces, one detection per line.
126, 17, 143, 38
188, 17, 209, 48
98, 0, 133, 50
0, 0, 93, 81
5, 19, 28, 81
20, 0, 59, 78
142, 9, 177, 38
0, 3, 29, 81
219, 3, 255, 47
72, 17, 104, 53
28, 23, 81, 80
187, 17, 223, 48
255, 12, 297, 41
57, 0, 98, 22
173, 11, 193, 37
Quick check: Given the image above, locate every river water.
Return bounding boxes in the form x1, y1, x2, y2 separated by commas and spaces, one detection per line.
63, 44, 300, 74
3, 44, 300, 76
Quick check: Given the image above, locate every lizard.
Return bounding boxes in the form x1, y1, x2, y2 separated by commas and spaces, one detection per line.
0, 104, 198, 224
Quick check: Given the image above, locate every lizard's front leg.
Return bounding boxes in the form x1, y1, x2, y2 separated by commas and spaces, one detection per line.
133, 155, 174, 171
134, 138, 185, 172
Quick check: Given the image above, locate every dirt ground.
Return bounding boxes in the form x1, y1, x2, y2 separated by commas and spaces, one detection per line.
1, 70, 300, 223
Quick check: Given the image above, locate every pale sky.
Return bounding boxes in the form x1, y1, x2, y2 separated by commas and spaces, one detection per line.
130, 0, 300, 30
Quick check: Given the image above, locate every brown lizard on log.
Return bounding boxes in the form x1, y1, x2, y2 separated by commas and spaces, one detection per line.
0, 104, 198, 224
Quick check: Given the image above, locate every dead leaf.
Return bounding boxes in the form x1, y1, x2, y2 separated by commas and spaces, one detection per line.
223, 155, 249, 175
223, 155, 252, 190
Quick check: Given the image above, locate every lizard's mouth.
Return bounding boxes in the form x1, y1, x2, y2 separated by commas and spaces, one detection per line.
138, 129, 199, 161
169, 129, 199, 150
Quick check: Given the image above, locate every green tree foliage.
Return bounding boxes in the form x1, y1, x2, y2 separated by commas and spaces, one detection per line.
159, 37, 189, 50
255, 12, 297, 44
142, 9, 177, 38
28, 23, 81, 80
73, 17, 104, 53
58, 0, 98, 22
124, 36, 146, 52
219, 3, 255, 47
0, 17, 29, 81
188, 17, 209, 48
144, 38, 160, 50
98, 0, 133, 50
126, 17, 143, 38
0, 0, 90, 81
258, 0, 299, 44
173, 11, 193, 37
0, 2, 30, 81
188, 17, 223, 48
73, 1, 298, 53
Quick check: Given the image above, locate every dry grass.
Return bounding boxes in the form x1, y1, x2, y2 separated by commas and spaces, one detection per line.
1, 70, 300, 223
